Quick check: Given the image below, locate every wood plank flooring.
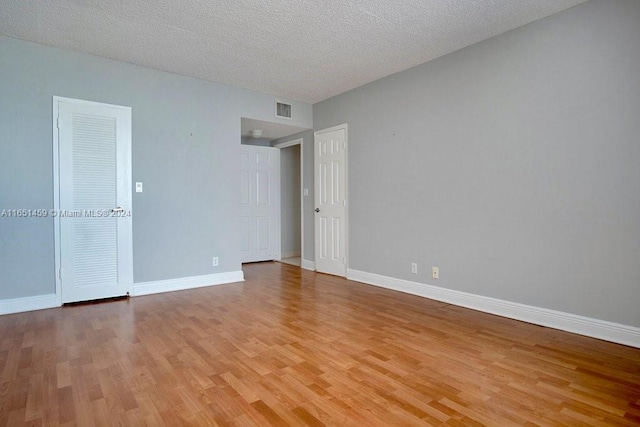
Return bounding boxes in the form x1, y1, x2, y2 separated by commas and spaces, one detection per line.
1, 262, 639, 426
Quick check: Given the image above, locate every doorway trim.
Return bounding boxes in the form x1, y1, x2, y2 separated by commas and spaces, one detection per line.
273, 137, 304, 264
52, 96, 134, 304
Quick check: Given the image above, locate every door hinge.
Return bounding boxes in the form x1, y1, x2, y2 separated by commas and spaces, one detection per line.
58, 268, 63, 279
56, 118, 60, 129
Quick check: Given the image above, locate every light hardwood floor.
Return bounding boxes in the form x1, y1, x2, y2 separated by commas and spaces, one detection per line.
279, 257, 302, 267
1, 262, 639, 425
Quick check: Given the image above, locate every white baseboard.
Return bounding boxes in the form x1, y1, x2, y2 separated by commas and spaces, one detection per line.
281, 251, 302, 259
0, 293, 60, 315
0, 271, 246, 315
134, 271, 245, 297
347, 269, 640, 349
301, 259, 316, 271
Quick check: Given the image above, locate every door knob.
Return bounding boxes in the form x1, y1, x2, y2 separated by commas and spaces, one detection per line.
314, 208, 320, 213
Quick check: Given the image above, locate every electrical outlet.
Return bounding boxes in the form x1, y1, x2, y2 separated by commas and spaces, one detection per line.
411, 263, 418, 274
432, 266, 439, 279
212, 257, 219, 267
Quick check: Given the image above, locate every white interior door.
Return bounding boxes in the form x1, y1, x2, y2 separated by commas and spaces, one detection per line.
55, 97, 133, 303
314, 124, 347, 276
240, 146, 280, 263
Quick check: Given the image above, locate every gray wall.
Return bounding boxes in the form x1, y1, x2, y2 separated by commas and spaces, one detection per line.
0, 35, 312, 300
280, 145, 301, 257
273, 130, 315, 263
314, 0, 640, 327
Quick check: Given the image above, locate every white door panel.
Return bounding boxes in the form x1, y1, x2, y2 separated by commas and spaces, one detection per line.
56, 98, 133, 303
314, 125, 347, 276
241, 217, 251, 252
240, 146, 280, 263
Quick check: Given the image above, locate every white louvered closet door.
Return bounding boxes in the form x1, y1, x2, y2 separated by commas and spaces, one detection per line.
58, 99, 132, 303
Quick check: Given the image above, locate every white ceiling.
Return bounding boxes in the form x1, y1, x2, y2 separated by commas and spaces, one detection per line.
0, 0, 588, 104
241, 117, 308, 141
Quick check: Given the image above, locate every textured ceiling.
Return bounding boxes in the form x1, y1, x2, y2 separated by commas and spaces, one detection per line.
0, 0, 588, 104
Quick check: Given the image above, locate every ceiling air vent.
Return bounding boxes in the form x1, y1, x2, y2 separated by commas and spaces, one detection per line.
275, 101, 292, 120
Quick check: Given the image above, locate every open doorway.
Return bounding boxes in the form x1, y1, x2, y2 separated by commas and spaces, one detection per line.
240, 118, 307, 267
274, 139, 303, 266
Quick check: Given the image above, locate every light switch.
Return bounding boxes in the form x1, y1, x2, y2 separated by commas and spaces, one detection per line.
303, 188, 309, 196
135, 182, 143, 193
